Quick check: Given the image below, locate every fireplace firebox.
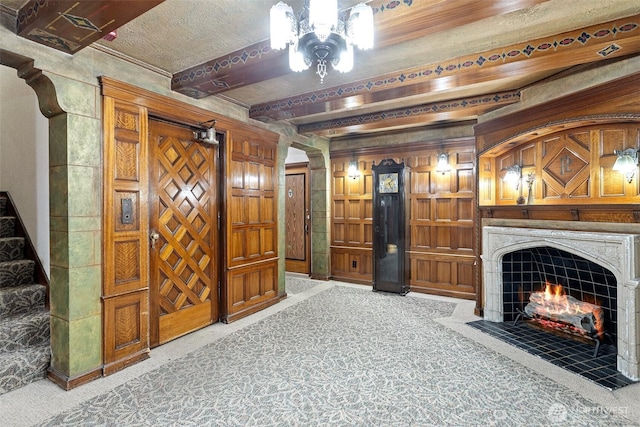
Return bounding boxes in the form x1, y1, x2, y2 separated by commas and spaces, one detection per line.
503, 247, 617, 356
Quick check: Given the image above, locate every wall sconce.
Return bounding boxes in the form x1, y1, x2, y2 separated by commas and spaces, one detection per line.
348, 160, 360, 180
435, 153, 450, 174
613, 148, 639, 183
525, 172, 535, 204
503, 164, 522, 190
193, 119, 218, 145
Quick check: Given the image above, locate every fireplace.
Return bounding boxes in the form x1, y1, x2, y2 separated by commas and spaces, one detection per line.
482, 223, 640, 380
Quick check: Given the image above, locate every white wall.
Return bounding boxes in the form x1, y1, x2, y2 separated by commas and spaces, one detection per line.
285, 146, 309, 164
0, 65, 50, 277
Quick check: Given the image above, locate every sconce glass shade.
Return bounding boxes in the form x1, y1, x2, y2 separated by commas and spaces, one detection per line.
503, 164, 522, 189
613, 148, 639, 183
348, 160, 360, 179
435, 153, 450, 174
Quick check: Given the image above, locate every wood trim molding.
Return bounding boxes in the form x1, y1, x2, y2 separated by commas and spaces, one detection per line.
285, 162, 309, 169
99, 76, 279, 141
330, 137, 475, 159
47, 366, 103, 391
475, 72, 640, 154
479, 205, 640, 224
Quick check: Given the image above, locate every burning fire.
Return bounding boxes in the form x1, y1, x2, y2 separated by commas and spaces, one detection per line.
541, 283, 585, 314
525, 282, 604, 336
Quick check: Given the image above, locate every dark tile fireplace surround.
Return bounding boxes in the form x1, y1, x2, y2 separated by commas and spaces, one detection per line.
475, 224, 640, 390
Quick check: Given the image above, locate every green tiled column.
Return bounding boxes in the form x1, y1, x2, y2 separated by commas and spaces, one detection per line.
43, 75, 102, 382
308, 152, 331, 280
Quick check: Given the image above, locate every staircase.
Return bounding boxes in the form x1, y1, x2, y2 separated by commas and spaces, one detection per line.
0, 194, 50, 394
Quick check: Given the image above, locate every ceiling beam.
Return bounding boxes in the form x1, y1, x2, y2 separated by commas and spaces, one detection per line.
17, 0, 164, 54
298, 91, 520, 137
249, 15, 640, 122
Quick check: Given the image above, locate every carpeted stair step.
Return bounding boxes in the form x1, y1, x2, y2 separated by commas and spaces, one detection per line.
0, 283, 46, 317
0, 308, 49, 352
0, 344, 50, 395
0, 216, 15, 238
0, 194, 51, 396
0, 260, 35, 288
0, 237, 25, 262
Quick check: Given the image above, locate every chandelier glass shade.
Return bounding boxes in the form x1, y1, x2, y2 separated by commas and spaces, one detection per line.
270, 0, 374, 83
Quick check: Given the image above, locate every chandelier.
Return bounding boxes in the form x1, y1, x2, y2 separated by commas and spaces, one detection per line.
270, 0, 374, 83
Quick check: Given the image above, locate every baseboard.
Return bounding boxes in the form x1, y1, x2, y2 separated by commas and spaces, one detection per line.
102, 349, 150, 376
47, 366, 102, 391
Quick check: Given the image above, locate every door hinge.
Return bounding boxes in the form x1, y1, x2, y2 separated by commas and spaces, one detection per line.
218, 280, 221, 301
217, 212, 221, 230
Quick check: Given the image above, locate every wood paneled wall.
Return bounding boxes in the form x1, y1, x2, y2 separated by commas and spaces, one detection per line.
407, 144, 476, 299
479, 124, 640, 206
331, 140, 477, 299
223, 129, 282, 322
331, 157, 374, 283
102, 96, 150, 374
101, 77, 282, 375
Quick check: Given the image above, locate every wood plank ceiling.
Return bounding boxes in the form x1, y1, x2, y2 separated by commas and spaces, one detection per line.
4, 0, 640, 139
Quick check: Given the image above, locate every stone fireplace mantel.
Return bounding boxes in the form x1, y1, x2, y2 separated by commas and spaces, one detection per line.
481, 221, 640, 380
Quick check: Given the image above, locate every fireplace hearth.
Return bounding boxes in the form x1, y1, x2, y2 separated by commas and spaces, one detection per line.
468, 319, 633, 389
481, 223, 640, 382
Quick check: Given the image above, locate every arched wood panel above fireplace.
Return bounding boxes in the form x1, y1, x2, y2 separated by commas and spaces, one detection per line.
478, 123, 640, 207
475, 72, 640, 209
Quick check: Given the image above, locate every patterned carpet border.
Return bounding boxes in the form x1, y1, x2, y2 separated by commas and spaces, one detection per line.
38, 285, 636, 426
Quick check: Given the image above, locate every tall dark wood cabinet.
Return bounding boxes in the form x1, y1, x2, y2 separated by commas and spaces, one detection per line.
372, 159, 409, 294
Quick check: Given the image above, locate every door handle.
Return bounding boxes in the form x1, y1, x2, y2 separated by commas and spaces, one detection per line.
150, 231, 160, 249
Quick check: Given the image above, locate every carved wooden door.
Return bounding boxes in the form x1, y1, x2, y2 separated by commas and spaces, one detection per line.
149, 120, 218, 346
285, 168, 310, 274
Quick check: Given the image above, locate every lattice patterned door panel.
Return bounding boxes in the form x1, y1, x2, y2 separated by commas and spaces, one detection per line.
149, 120, 218, 346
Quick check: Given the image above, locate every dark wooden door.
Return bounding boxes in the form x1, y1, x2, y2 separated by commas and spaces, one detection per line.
149, 120, 218, 346
285, 166, 310, 274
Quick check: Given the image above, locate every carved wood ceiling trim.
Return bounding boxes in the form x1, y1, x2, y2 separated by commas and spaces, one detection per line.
250, 15, 640, 124
299, 91, 520, 136
17, 0, 164, 54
